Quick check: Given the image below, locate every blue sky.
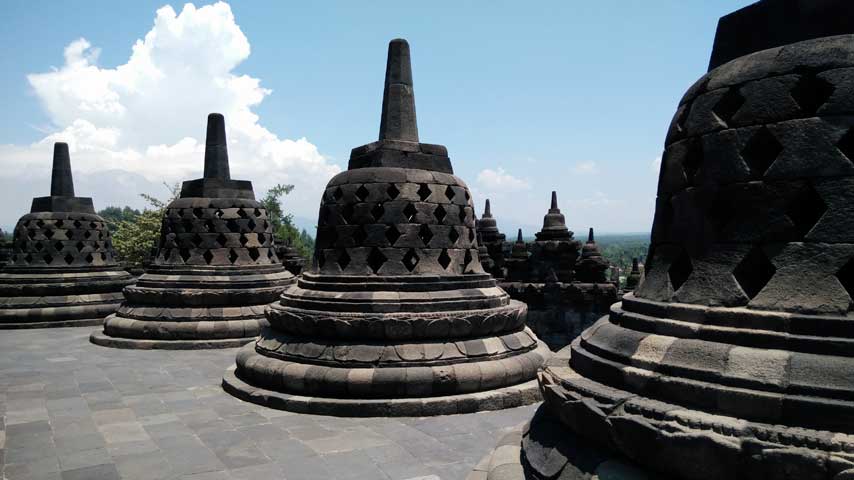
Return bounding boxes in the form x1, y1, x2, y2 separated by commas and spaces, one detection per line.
0, 1, 754, 235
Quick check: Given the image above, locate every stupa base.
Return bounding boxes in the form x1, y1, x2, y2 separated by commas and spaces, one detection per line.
222, 365, 542, 417
0, 302, 123, 329
1, 317, 107, 330
89, 331, 257, 350
468, 405, 652, 480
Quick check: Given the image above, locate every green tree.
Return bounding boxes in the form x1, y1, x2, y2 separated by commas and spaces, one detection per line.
111, 183, 179, 268
260, 184, 314, 261
98, 206, 142, 231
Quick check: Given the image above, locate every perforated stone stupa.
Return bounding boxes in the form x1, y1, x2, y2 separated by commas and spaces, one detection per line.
472, 1, 854, 478
223, 39, 549, 416
90, 114, 294, 349
0, 143, 134, 329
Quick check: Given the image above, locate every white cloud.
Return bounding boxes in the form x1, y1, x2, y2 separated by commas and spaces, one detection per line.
475, 167, 530, 193
570, 161, 599, 175
0, 2, 339, 228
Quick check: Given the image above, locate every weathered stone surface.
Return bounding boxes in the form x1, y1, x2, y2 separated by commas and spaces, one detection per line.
226, 39, 547, 415
0, 143, 134, 329
91, 114, 293, 348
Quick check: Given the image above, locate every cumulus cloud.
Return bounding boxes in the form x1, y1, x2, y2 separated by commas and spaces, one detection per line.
0, 2, 339, 228
570, 161, 599, 175
475, 167, 530, 193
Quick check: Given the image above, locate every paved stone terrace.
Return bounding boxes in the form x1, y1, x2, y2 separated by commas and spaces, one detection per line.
0, 327, 535, 480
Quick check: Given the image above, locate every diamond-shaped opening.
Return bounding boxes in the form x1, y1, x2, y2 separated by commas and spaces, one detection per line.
469, 228, 475, 242
342, 204, 355, 225
438, 249, 452, 270
445, 185, 456, 201
668, 249, 693, 292
226, 219, 240, 232
64, 253, 74, 265
90, 222, 97, 229
181, 219, 193, 232
84, 230, 92, 239
100, 252, 107, 261
333, 187, 344, 201
734, 246, 776, 299
356, 185, 370, 202
44, 229, 54, 239
191, 233, 203, 247
371, 203, 385, 222
248, 248, 260, 262
73, 220, 82, 228
192, 208, 203, 219
387, 184, 400, 200
712, 87, 745, 125
402, 248, 419, 272
790, 74, 834, 116
418, 183, 431, 201
458, 207, 467, 224
53, 241, 63, 252
215, 209, 224, 218
229, 249, 239, 264
337, 249, 351, 270
786, 184, 826, 238
36, 220, 45, 227
463, 249, 473, 272
353, 226, 367, 245
385, 226, 401, 246
248, 219, 256, 231
34, 241, 43, 251
56, 220, 64, 228
403, 203, 418, 222
683, 139, 704, 186
28, 229, 36, 239
216, 233, 228, 247
239, 234, 249, 247
741, 127, 782, 178
204, 220, 214, 232
85, 253, 94, 264
434, 205, 447, 224
44, 253, 55, 264
238, 208, 248, 219
179, 248, 191, 263
837, 128, 854, 164
203, 250, 214, 264
258, 233, 266, 245
24, 254, 33, 264
464, 190, 470, 201
836, 258, 854, 302
254, 208, 262, 217
449, 227, 460, 244
418, 224, 433, 246
367, 247, 387, 274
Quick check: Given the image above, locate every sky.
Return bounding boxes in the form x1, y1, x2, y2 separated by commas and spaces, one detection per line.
0, 0, 755, 236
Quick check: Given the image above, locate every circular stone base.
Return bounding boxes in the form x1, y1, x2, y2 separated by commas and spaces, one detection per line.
469, 406, 653, 480
90, 331, 256, 350
0, 317, 105, 330
222, 365, 542, 417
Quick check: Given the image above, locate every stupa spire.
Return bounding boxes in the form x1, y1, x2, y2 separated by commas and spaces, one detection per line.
378, 39, 418, 142
550, 191, 558, 210
484, 199, 492, 217
50, 143, 75, 197
203, 113, 230, 180
587, 227, 594, 243
517, 228, 523, 243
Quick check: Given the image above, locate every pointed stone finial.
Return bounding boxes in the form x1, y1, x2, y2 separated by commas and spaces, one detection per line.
484, 199, 492, 217
550, 191, 558, 211
379, 39, 419, 142
588, 228, 595, 243
50, 142, 75, 197
203, 113, 230, 180
517, 229, 524, 243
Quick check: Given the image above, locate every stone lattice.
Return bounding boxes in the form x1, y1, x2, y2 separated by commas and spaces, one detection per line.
223, 39, 549, 416
90, 114, 294, 349
0, 143, 134, 328
473, 2, 854, 479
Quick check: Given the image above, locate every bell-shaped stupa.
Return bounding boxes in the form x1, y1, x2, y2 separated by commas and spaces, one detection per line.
91, 114, 294, 349
0, 143, 134, 328
575, 228, 608, 283
476, 199, 506, 277
223, 39, 549, 416
473, 1, 854, 479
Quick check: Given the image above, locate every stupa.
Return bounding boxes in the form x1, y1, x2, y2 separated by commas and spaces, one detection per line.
575, 228, 609, 283
223, 39, 549, 416
90, 114, 294, 349
472, 1, 854, 478
0, 143, 134, 328
504, 229, 530, 281
624, 257, 642, 292
476, 199, 506, 277
528, 192, 580, 283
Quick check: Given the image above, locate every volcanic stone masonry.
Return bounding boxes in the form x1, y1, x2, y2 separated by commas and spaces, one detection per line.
471, 0, 854, 479
222, 38, 550, 417
0, 143, 134, 329
488, 195, 617, 351
90, 113, 294, 349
